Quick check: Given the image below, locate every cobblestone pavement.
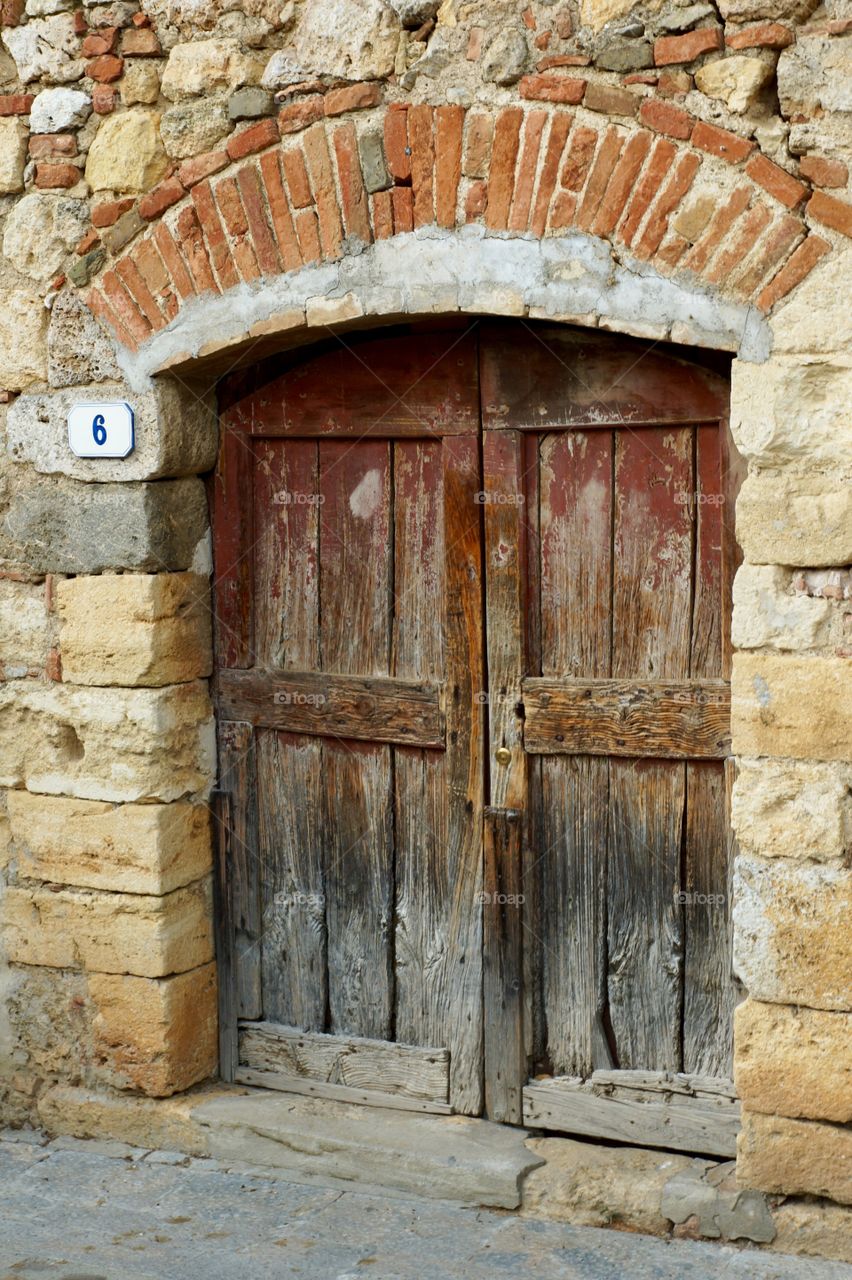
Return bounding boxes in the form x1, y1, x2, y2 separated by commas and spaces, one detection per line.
1, 1131, 850, 1280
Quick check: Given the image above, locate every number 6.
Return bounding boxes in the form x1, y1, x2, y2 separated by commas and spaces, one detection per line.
92, 413, 107, 446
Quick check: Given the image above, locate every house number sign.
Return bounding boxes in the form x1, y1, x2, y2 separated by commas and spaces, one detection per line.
67, 402, 135, 459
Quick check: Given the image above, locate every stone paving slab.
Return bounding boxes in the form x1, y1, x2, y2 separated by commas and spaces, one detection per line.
1, 1135, 851, 1280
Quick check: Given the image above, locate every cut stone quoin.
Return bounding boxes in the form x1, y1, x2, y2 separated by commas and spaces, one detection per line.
75, 100, 847, 351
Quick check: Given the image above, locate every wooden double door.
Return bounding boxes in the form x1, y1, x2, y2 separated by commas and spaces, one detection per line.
213, 321, 742, 1155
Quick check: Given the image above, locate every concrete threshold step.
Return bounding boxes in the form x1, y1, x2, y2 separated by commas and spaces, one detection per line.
192, 1090, 544, 1209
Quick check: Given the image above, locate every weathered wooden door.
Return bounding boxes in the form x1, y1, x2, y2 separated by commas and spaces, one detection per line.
213, 321, 742, 1151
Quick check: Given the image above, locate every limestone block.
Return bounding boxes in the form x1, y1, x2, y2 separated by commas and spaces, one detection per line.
732, 653, 852, 762
7, 792, 211, 893
120, 60, 161, 106
737, 1110, 852, 1205
482, 29, 528, 86
0, 580, 50, 676
56, 571, 212, 686
160, 38, 264, 101
716, 0, 813, 18
0, 290, 48, 392
731, 758, 852, 863
37, 1082, 217, 1154
736, 472, 852, 567
1, 877, 214, 976
771, 1197, 852, 1266
160, 97, 230, 160
85, 109, 168, 194
731, 565, 836, 652
4, 964, 93, 1082
694, 56, 773, 115
2, 474, 209, 575
88, 962, 217, 1095
1, 15, 85, 84
735, 999, 852, 1124
777, 35, 852, 119
0, 118, 26, 194
731, 359, 852, 468
3, 194, 90, 283
770, 243, 852, 358
47, 289, 121, 388
0, 679, 214, 802
733, 855, 852, 1011
293, 0, 401, 80
29, 87, 91, 133
579, 0, 664, 31
6, 381, 217, 482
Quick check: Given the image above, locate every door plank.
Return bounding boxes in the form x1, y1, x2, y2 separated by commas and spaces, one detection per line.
212, 419, 254, 668
217, 669, 444, 747
483, 807, 526, 1124
523, 678, 731, 758
218, 720, 261, 1020
235, 1069, 453, 1114
210, 788, 237, 1081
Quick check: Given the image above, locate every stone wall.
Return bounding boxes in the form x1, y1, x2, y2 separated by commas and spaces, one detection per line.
0, 0, 849, 1253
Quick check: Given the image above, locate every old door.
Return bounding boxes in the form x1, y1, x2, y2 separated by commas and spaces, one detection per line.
213, 321, 741, 1152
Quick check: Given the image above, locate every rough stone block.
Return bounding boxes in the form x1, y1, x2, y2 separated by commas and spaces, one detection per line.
160, 97, 230, 160
56, 571, 212, 686
37, 1082, 217, 1155
770, 241, 852, 357
2, 877, 214, 976
3, 193, 90, 284
733, 855, 852, 1011
2, 474, 209, 575
736, 471, 852, 568
777, 33, 852, 119
3, 964, 93, 1083
731, 565, 836, 652
7, 791, 211, 893
85, 108, 169, 193
0, 116, 26, 193
737, 1110, 852, 1205
160, 39, 264, 102
47, 288, 122, 388
771, 1197, 852, 1266
735, 999, 852, 1124
0, 680, 214, 803
6, 382, 217, 483
0, 579, 50, 677
732, 653, 852, 762
731, 358, 852, 468
88, 962, 217, 1096
0, 289, 48, 391
731, 758, 852, 863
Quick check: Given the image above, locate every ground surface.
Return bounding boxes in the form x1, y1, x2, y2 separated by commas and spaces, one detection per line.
1, 1131, 849, 1280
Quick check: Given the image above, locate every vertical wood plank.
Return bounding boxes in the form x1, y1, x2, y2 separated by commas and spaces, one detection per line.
483, 807, 525, 1123
609, 426, 692, 1071
211, 787, 237, 1081
720, 419, 747, 681
212, 416, 254, 669
218, 720, 261, 1019
539, 431, 613, 1076
521, 431, 543, 1069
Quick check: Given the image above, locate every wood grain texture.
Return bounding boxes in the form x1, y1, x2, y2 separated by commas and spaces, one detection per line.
218, 721, 261, 1020
235, 1068, 453, 1114
212, 418, 254, 668
523, 678, 731, 759
211, 788, 237, 1082
483, 808, 526, 1124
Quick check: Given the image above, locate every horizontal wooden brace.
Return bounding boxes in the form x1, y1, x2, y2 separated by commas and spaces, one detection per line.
522, 678, 731, 759
216, 669, 445, 748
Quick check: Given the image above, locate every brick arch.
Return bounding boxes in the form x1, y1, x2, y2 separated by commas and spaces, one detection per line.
80, 94, 837, 355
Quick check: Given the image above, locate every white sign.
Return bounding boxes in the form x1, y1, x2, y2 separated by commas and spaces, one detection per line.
67, 402, 135, 459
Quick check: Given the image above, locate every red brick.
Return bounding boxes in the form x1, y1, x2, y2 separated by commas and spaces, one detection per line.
508, 108, 546, 232
654, 27, 722, 65
213, 176, 259, 282
530, 112, 572, 237
138, 175, 185, 221
706, 201, 771, 285
583, 81, 639, 118
84, 285, 135, 350
92, 85, 116, 114
746, 153, 807, 208
153, 222, 196, 300
799, 155, 848, 189
120, 27, 161, 55
0, 0, 24, 27
278, 95, 324, 135
282, 147, 312, 208
72, 6, 86, 34
45, 647, 62, 682
639, 97, 693, 140
82, 28, 118, 57
623, 73, 658, 86
534, 28, 550, 50
549, 189, 576, 230
463, 112, 492, 179
560, 124, 597, 191
656, 231, 688, 268
177, 150, 229, 188
657, 70, 692, 96
28, 133, 76, 158
324, 81, 382, 116
519, 73, 586, 104
682, 183, 750, 273
294, 207, 322, 262
92, 196, 135, 228
485, 106, 523, 230
237, 163, 282, 275
302, 122, 344, 257
591, 129, 652, 238
333, 121, 372, 244
522, 6, 535, 29
807, 189, 852, 239
435, 104, 464, 229
536, 53, 591, 70
176, 202, 220, 294
226, 117, 279, 162
391, 186, 414, 234
466, 26, 484, 59
725, 22, 793, 50
757, 234, 831, 311
409, 103, 435, 228
132, 238, 177, 322
76, 228, 100, 255
0, 93, 33, 115
828, 17, 852, 33
371, 189, 394, 240
258, 149, 302, 272
464, 178, 487, 222
732, 212, 802, 300
620, 136, 676, 246
115, 254, 164, 329
34, 162, 80, 189
102, 269, 152, 345
87, 54, 124, 83
384, 105, 410, 182
691, 119, 754, 165
576, 127, 625, 231
634, 150, 700, 258
131, 11, 151, 25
